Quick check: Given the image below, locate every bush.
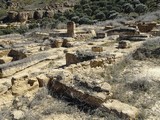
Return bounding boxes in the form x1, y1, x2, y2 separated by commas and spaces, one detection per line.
123, 3, 135, 13
95, 12, 106, 20
71, 16, 80, 23
79, 17, 92, 24
127, 80, 151, 92
135, 3, 148, 14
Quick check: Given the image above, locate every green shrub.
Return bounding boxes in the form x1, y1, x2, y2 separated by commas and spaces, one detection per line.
95, 12, 106, 20
79, 17, 92, 24
71, 16, 80, 23
135, 3, 148, 14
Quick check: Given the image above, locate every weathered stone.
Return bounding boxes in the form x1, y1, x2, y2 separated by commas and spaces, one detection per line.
63, 37, 75, 47
8, 49, 27, 61
54, 39, 63, 48
0, 49, 62, 78
107, 27, 139, 36
66, 51, 95, 65
96, 32, 106, 38
28, 11, 34, 19
34, 10, 44, 19
90, 59, 104, 68
150, 29, 160, 36
11, 77, 39, 96
12, 110, 25, 120
137, 22, 157, 33
89, 30, 96, 37
8, 11, 18, 22
92, 46, 103, 53
119, 34, 149, 41
44, 10, 54, 18
36, 74, 50, 87
0, 56, 12, 64
118, 40, 131, 49
104, 26, 114, 30
49, 75, 112, 107
17, 12, 29, 23
34, 32, 49, 38
67, 21, 75, 37
102, 99, 139, 119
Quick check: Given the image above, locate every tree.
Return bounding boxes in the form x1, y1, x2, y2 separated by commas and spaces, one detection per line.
123, 3, 134, 14
135, 4, 148, 14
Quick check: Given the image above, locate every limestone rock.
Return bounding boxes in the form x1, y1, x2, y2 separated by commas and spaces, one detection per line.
0, 56, 12, 64
107, 27, 139, 36
34, 10, 44, 19
44, 10, 54, 18
96, 32, 106, 38
8, 11, 18, 22
36, 74, 50, 87
118, 40, 131, 49
67, 21, 75, 37
138, 22, 157, 33
17, 12, 29, 23
92, 46, 103, 53
12, 110, 25, 120
11, 77, 39, 96
102, 99, 139, 119
8, 49, 27, 61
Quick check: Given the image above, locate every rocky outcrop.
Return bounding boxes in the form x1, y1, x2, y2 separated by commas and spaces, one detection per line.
34, 10, 44, 19
17, 12, 29, 23
8, 11, 18, 22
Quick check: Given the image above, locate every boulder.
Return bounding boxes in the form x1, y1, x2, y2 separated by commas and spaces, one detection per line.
34, 10, 44, 19
54, 39, 63, 48
8, 11, 18, 22
44, 10, 54, 18
12, 110, 25, 120
8, 49, 28, 61
118, 40, 131, 49
17, 12, 29, 23
96, 32, 106, 38
66, 51, 95, 65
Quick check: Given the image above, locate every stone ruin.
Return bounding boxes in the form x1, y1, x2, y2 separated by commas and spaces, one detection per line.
67, 21, 76, 37
1, 20, 159, 119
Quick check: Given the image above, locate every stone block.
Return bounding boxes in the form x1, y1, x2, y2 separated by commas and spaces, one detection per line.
102, 99, 139, 119
92, 46, 103, 53
96, 32, 106, 38
118, 40, 131, 49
